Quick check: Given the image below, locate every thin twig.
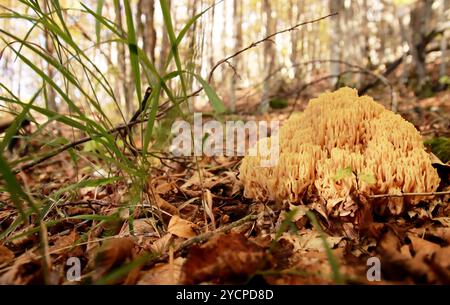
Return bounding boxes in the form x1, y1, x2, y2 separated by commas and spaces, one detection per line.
208, 12, 338, 83
145, 214, 258, 267
155, 13, 337, 117
129, 87, 153, 123
288, 70, 364, 117
369, 190, 450, 199
301, 59, 395, 110
359, 29, 446, 95
12, 15, 337, 174
13, 118, 148, 174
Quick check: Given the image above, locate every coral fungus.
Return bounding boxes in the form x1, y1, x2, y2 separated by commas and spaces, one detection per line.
239, 87, 440, 214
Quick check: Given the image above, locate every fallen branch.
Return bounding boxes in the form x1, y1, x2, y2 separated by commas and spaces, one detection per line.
145, 214, 258, 268
369, 190, 450, 199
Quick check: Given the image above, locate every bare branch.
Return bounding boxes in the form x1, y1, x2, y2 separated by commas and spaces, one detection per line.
369, 190, 450, 199
13, 118, 148, 174
207, 13, 338, 83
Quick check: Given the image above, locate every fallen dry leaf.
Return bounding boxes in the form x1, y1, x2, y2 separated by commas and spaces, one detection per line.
0, 245, 14, 267
155, 182, 175, 194
426, 227, 450, 244
280, 230, 343, 253
408, 233, 441, 259
0, 252, 42, 284
167, 215, 197, 239
49, 230, 80, 256
137, 257, 185, 284
154, 193, 179, 216
433, 217, 450, 227
181, 233, 269, 284
130, 219, 157, 236
378, 230, 434, 282
429, 246, 450, 283
93, 237, 135, 283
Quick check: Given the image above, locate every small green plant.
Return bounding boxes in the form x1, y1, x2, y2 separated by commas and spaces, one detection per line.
269, 97, 288, 109
425, 137, 450, 163
332, 167, 353, 181
358, 171, 376, 185
439, 75, 450, 86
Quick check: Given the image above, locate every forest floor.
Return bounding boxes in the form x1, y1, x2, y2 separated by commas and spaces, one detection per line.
0, 86, 449, 285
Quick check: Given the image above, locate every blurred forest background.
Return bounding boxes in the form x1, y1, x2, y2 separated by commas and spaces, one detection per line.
1, 0, 449, 120
0, 0, 450, 285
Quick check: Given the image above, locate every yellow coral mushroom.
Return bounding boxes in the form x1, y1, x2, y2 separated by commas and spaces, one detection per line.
239, 87, 440, 213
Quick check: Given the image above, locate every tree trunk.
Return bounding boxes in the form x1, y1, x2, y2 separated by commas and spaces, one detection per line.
397, 6, 409, 85
139, 0, 156, 63
329, 0, 342, 87
359, 0, 372, 86
230, 0, 242, 113
289, 0, 302, 80
440, 0, 449, 86
259, 0, 277, 114
114, 0, 132, 117
158, 0, 171, 72
209, 3, 216, 73
409, 0, 434, 91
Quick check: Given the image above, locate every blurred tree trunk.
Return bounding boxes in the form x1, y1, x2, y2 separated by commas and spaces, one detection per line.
158, 0, 171, 72
299, 0, 305, 79
259, 0, 276, 113
359, 0, 372, 86
42, 1, 58, 112
329, 0, 342, 86
139, 0, 156, 63
230, 0, 242, 113
440, 0, 449, 85
289, 0, 301, 80
209, 2, 216, 73
220, 1, 228, 84
114, 0, 132, 117
397, 5, 409, 85
409, 0, 433, 91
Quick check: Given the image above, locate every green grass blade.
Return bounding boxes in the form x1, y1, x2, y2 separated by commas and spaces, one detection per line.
0, 154, 38, 217
4, 219, 60, 242
51, 176, 122, 199
165, 0, 222, 68
96, 252, 157, 284
80, 3, 121, 37
70, 214, 118, 221
123, 0, 142, 104
159, 0, 187, 98
0, 91, 38, 152
142, 86, 161, 153
95, 0, 106, 44
306, 211, 345, 284
194, 74, 226, 113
